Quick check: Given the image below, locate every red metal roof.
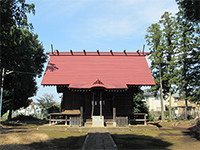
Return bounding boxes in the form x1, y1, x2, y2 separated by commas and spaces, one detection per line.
41, 51, 155, 89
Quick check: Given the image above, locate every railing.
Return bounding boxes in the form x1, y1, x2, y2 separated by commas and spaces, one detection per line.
130, 113, 148, 125
48, 113, 81, 126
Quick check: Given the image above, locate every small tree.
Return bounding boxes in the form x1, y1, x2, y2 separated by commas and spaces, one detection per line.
37, 93, 60, 114
133, 87, 148, 114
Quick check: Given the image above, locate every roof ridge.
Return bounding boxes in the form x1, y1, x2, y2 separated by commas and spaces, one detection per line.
46, 51, 150, 56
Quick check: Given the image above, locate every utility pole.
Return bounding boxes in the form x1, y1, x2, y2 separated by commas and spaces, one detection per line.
0, 68, 5, 126
0, 68, 13, 125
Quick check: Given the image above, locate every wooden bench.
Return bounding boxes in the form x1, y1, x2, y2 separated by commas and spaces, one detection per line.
48, 110, 81, 126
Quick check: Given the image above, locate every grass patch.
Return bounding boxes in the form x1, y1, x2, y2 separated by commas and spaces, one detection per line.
0, 123, 87, 150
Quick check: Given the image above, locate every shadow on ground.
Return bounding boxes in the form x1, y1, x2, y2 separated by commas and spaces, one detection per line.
148, 122, 163, 128
0, 135, 86, 150
112, 134, 172, 150
183, 126, 200, 141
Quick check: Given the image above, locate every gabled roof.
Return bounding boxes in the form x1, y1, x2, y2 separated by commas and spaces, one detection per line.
41, 51, 155, 89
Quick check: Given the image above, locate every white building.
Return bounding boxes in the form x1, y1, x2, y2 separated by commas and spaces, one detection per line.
143, 89, 167, 111
13, 102, 45, 117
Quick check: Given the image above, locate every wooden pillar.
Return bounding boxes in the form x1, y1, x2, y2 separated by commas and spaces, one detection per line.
144, 114, 147, 125
49, 114, 52, 126
80, 106, 83, 126
112, 96, 116, 126
91, 92, 95, 118
65, 115, 67, 125
100, 91, 102, 118
113, 108, 116, 122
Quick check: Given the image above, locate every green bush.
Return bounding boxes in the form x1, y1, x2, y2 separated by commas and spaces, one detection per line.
148, 113, 155, 121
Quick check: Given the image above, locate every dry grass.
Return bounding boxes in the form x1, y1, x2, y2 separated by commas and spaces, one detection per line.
1, 133, 49, 145
0, 123, 87, 150
1, 119, 200, 150
112, 119, 200, 150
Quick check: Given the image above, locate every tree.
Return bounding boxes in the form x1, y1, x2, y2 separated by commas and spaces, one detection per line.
176, 0, 200, 23
133, 87, 148, 114
146, 10, 200, 120
176, 11, 200, 119
146, 12, 180, 121
145, 23, 166, 121
37, 93, 60, 114
159, 12, 180, 121
0, 0, 47, 117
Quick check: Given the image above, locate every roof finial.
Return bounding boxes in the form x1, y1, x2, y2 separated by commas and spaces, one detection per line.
123, 49, 127, 55
110, 49, 113, 55
55, 49, 59, 55
83, 49, 86, 55
70, 49, 73, 55
137, 49, 141, 55
97, 49, 100, 55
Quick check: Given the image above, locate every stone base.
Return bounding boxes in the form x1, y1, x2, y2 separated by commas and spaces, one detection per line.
92, 116, 104, 127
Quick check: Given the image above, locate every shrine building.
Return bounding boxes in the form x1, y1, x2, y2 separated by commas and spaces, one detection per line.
41, 50, 155, 127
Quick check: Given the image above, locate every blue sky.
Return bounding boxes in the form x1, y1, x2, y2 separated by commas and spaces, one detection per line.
27, 0, 179, 102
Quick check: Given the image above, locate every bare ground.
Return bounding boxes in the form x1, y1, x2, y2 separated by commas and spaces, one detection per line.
0, 119, 199, 150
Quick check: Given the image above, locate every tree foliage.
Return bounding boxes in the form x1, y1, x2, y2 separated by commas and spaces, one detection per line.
145, 11, 200, 120
176, 11, 200, 104
176, 0, 200, 23
37, 93, 60, 113
145, 22, 166, 120
0, 0, 47, 116
133, 87, 148, 114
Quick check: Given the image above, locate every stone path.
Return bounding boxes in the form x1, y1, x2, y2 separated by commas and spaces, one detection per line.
82, 132, 118, 150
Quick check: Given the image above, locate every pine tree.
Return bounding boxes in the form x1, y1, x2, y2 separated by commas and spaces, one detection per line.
145, 23, 166, 121
159, 12, 180, 121
146, 12, 180, 121
176, 11, 200, 119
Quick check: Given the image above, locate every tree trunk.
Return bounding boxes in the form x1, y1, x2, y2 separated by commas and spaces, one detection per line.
159, 64, 164, 121
8, 89, 14, 120
8, 101, 14, 120
185, 99, 188, 119
169, 91, 172, 121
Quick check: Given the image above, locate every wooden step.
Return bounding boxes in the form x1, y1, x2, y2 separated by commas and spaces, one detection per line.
85, 122, 92, 127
